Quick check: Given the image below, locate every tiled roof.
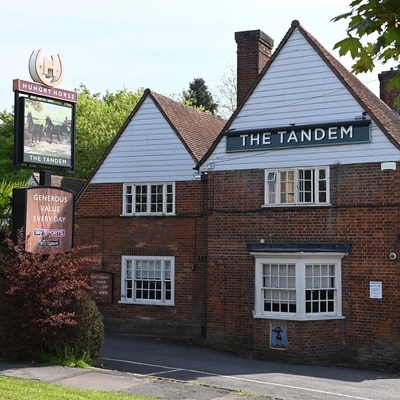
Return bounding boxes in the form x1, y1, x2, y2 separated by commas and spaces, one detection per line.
30, 172, 85, 194
76, 90, 226, 201
149, 90, 226, 162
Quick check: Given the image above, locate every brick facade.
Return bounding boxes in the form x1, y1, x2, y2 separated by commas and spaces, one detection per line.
75, 181, 209, 336
235, 30, 273, 107
204, 164, 400, 369
378, 68, 400, 110
74, 23, 400, 371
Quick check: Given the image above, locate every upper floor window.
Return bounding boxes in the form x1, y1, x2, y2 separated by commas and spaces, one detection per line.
123, 183, 175, 216
264, 167, 329, 206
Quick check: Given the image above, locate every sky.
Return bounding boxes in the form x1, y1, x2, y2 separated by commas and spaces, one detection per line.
0, 0, 396, 113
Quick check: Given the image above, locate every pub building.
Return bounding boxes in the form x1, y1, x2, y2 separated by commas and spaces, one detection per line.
75, 21, 400, 369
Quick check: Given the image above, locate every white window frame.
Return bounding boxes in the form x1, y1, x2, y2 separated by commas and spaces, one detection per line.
264, 167, 330, 206
253, 253, 345, 321
120, 255, 175, 306
122, 183, 175, 216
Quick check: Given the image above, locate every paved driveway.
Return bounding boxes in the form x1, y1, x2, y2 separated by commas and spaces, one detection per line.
102, 333, 400, 400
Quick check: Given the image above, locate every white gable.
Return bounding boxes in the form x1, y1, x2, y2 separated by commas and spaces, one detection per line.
91, 97, 197, 184
201, 28, 400, 172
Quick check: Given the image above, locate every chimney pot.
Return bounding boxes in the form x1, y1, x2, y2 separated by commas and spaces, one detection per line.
235, 29, 274, 107
378, 69, 400, 109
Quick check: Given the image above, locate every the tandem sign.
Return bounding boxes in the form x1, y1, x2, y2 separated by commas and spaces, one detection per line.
225, 120, 371, 152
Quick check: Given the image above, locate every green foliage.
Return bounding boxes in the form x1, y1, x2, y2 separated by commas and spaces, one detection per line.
0, 179, 29, 241
75, 84, 144, 178
182, 78, 218, 115
0, 376, 154, 399
62, 292, 105, 361
0, 242, 104, 362
0, 86, 144, 183
332, 0, 400, 106
0, 110, 31, 183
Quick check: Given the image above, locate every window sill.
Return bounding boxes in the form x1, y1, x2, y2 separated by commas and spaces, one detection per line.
118, 299, 175, 306
261, 203, 331, 208
252, 311, 345, 321
119, 213, 176, 217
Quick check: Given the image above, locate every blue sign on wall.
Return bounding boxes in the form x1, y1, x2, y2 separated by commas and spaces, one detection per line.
271, 323, 287, 349
225, 120, 371, 152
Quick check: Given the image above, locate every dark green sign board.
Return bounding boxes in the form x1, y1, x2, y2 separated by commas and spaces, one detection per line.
225, 120, 371, 152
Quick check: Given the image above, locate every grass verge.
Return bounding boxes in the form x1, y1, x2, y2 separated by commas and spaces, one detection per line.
0, 376, 154, 400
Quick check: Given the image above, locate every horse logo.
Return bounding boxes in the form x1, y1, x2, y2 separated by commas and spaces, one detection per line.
45, 116, 71, 144
26, 112, 43, 146
28, 49, 64, 87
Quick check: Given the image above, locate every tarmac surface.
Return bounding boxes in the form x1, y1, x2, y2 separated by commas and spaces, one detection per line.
0, 332, 399, 400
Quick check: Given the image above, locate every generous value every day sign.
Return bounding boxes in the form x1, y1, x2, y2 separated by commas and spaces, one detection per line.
22, 187, 74, 253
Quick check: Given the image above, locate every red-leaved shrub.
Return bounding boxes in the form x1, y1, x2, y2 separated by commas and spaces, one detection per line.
0, 239, 104, 360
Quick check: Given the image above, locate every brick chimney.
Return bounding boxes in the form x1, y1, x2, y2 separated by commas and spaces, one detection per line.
378, 68, 400, 109
235, 29, 274, 107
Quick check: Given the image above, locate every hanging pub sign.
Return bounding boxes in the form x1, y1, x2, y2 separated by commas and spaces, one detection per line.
12, 187, 74, 254
13, 49, 77, 173
225, 120, 371, 152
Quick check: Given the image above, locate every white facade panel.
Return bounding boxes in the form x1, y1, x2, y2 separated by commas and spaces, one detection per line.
202, 28, 400, 172
91, 98, 197, 184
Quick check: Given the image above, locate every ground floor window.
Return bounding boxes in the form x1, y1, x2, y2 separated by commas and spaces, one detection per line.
120, 256, 174, 305
252, 253, 345, 320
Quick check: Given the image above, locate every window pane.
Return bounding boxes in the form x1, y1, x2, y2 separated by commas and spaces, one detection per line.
280, 170, 295, 203
262, 263, 296, 313
125, 185, 133, 213
268, 181, 276, 204
135, 185, 147, 213
125, 257, 174, 304
305, 263, 336, 314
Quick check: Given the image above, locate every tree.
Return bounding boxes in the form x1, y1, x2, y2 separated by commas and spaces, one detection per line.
215, 64, 237, 119
0, 179, 29, 243
0, 110, 31, 183
0, 86, 144, 182
182, 78, 219, 115
332, 0, 400, 98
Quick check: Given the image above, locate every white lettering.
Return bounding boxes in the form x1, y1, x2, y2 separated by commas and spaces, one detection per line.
287, 130, 298, 143
278, 131, 286, 144
314, 128, 325, 141
341, 126, 353, 138
301, 129, 312, 142
33, 215, 53, 222
40, 205, 61, 212
42, 157, 67, 165
328, 127, 338, 140
240, 134, 248, 146
262, 133, 271, 145
250, 133, 260, 146
33, 194, 68, 203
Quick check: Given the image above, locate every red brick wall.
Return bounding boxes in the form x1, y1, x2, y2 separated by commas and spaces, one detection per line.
75, 181, 208, 336
379, 69, 400, 109
205, 164, 400, 368
235, 30, 273, 107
